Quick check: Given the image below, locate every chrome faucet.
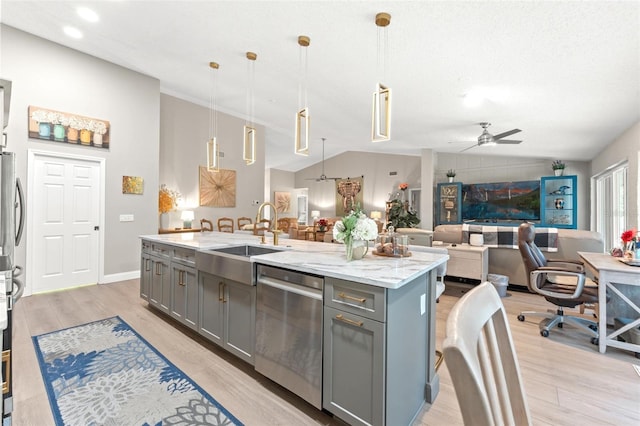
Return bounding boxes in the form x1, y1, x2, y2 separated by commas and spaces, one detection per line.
255, 201, 281, 246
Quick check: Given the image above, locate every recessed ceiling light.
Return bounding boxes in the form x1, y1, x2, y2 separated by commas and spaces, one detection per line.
77, 7, 99, 23
63, 26, 83, 39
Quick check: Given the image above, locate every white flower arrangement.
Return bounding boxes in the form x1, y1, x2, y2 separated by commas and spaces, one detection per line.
333, 207, 379, 243
31, 109, 50, 123
68, 116, 84, 130
93, 121, 107, 135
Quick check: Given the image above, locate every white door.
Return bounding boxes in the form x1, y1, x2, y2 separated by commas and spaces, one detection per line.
28, 152, 102, 293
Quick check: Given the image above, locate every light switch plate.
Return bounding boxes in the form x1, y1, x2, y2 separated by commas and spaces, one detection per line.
120, 214, 134, 222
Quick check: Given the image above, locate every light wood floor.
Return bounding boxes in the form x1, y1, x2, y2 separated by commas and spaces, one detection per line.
11, 279, 640, 425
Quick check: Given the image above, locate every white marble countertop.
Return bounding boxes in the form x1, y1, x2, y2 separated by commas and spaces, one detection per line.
141, 232, 448, 289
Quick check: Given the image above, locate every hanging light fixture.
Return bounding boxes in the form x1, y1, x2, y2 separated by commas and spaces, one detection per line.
243, 51, 257, 165
295, 35, 310, 156
206, 61, 220, 172
372, 12, 392, 142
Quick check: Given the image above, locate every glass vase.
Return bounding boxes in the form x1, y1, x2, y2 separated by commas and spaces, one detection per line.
345, 237, 368, 261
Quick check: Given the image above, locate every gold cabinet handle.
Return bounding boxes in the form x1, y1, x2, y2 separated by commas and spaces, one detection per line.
335, 314, 363, 327
178, 270, 186, 286
2, 350, 10, 394
338, 292, 366, 303
155, 262, 160, 275
145, 258, 151, 272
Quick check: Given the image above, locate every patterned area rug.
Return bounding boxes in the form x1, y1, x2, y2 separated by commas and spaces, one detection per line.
33, 316, 243, 426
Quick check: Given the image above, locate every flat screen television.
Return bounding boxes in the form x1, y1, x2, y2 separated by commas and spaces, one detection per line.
462, 180, 540, 222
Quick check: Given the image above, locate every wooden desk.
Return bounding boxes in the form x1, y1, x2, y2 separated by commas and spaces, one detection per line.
158, 228, 201, 234
578, 251, 640, 354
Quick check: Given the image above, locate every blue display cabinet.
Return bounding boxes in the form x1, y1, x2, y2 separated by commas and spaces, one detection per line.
540, 175, 577, 229
436, 182, 462, 225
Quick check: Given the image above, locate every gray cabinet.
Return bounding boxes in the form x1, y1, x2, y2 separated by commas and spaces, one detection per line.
140, 252, 151, 301
199, 271, 256, 364
323, 274, 438, 426
170, 263, 198, 330
143, 241, 171, 314
170, 247, 198, 330
323, 305, 385, 426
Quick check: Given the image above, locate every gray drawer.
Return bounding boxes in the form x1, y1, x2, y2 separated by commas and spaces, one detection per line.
149, 243, 173, 257
173, 247, 196, 266
324, 278, 386, 322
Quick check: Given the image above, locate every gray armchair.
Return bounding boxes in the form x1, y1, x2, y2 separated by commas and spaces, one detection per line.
516, 223, 601, 343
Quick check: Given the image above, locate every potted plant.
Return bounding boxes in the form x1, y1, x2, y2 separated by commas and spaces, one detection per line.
386, 199, 420, 229
446, 169, 456, 183
552, 160, 565, 176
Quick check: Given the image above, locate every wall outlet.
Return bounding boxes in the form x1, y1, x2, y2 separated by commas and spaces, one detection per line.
252, 200, 260, 206
120, 214, 134, 222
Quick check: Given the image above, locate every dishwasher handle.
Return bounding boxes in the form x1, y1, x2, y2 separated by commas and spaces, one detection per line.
258, 276, 322, 300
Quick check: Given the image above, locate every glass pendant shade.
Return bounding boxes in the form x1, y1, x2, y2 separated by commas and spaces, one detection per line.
207, 61, 220, 171
295, 107, 310, 155
372, 83, 391, 142
243, 125, 255, 165
371, 12, 392, 143
207, 137, 219, 172
295, 35, 311, 156
244, 52, 257, 165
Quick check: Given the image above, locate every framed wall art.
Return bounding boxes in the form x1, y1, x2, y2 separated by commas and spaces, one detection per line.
122, 176, 144, 194
335, 176, 364, 216
28, 106, 110, 149
274, 191, 291, 213
199, 166, 236, 207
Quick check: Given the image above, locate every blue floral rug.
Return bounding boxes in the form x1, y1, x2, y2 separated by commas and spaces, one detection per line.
32, 316, 243, 426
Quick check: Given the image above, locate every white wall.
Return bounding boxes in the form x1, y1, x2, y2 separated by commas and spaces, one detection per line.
293, 151, 422, 219
1, 25, 160, 284
159, 94, 266, 228
591, 120, 640, 229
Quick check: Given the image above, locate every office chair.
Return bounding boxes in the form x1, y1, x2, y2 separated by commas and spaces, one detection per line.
217, 217, 234, 233
443, 281, 532, 426
237, 216, 252, 230
200, 219, 213, 232
517, 223, 600, 343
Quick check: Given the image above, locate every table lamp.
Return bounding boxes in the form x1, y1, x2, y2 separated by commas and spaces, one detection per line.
370, 211, 382, 221
181, 210, 194, 229
311, 210, 320, 221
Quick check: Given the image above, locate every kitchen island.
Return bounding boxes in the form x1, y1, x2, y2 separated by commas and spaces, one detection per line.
140, 231, 448, 426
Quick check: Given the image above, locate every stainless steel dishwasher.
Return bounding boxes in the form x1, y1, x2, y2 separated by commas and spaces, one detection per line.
255, 264, 324, 409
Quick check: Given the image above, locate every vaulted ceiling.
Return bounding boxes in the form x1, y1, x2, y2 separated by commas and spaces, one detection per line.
2, 1, 639, 171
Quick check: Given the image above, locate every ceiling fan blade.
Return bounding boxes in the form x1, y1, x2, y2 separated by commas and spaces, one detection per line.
493, 129, 521, 140
495, 139, 522, 145
448, 140, 476, 145
460, 144, 477, 153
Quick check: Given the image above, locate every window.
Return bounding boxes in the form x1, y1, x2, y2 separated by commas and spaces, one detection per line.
594, 162, 628, 252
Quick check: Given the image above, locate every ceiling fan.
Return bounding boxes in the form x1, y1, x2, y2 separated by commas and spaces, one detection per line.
458, 122, 522, 152
306, 138, 342, 182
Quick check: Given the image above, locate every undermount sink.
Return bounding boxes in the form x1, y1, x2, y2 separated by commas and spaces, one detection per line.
195, 245, 284, 285
209, 245, 283, 257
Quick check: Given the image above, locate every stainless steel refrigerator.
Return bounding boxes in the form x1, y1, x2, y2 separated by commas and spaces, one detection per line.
1, 78, 25, 426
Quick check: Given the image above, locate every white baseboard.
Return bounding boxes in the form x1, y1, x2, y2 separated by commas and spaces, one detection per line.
101, 270, 140, 284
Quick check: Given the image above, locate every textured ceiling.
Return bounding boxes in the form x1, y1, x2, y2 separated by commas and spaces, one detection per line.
2, 1, 639, 171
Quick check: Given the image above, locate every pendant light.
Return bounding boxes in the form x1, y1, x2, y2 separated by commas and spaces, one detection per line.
295, 35, 310, 156
206, 61, 220, 172
372, 12, 392, 142
243, 51, 257, 165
